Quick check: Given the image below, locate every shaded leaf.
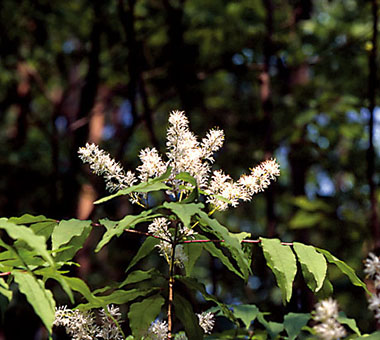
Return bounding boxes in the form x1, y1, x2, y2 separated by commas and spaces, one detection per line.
316, 278, 334, 300
119, 268, 157, 288
173, 293, 204, 340
198, 212, 251, 280
183, 242, 203, 276
126, 237, 160, 273
231, 304, 262, 329
128, 294, 165, 338
202, 238, 244, 279
283, 312, 310, 340
177, 276, 235, 322
337, 312, 361, 336
289, 211, 323, 229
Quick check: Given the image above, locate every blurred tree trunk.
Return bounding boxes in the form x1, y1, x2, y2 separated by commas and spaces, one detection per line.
261, 0, 276, 237
367, 0, 380, 249
61, 1, 102, 218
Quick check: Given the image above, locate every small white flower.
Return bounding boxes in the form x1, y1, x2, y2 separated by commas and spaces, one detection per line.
200, 128, 225, 163
148, 217, 171, 241
312, 299, 346, 340
364, 252, 380, 278
178, 223, 197, 239
54, 306, 99, 340
197, 312, 215, 334
368, 293, 380, 314
313, 318, 346, 340
137, 147, 167, 182
78, 143, 137, 193
147, 320, 168, 340
97, 304, 123, 340
314, 298, 339, 322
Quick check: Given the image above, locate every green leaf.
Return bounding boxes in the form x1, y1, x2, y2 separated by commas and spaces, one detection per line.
356, 331, 380, 339
94, 168, 172, 204
163, 202, 204, 228
175, 172, 197, 187
183, 242, 203, 276
316, 248, 369, 293
128, 294, 165, 338
231, 304, 262, 329
13, 271, 55, 334
177, 276, 235, 322
283, 313, 310, 340
54, 225, 92, 263
95, 212, 160, 252
64, 276, 154, 309
337, 312, 361, 336
52, 219, 91, 251
30, 221, 57, 240
198, 212, 251, 280
0, 277, 12, 302
9, 214, 56, 225
289, 210, 323, 229
173, 293, 204, 340
33, 267, 74, 303
119, 268, 157, 288
315, 278, 334, 300
77, 288, 156, 310
63, 276, 101, 306
256, 314, 284, 340
202, 238, 244, 279
292, 197, 332, 212
0, 218, 54, 267
260, 238, 297, 303
293, 242, 327, 292
126, 237, 160, 273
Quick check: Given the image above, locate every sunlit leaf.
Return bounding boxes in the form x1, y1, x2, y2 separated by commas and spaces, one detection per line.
260, 238, 297, 303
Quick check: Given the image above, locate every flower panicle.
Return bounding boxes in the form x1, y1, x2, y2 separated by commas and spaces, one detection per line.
78, 111, 280, 210
312, 298, 346, 340
54, 305, 123, 340
78, 143, 137, 193
146, 312, 214, 339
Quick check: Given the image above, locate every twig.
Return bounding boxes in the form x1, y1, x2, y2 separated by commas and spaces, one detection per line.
91, 222, 294, 247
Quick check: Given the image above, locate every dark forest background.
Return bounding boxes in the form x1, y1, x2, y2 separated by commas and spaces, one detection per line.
1, 0, 380, 338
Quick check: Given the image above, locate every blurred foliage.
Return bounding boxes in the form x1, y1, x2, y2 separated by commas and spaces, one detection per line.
0, 0, 379, 337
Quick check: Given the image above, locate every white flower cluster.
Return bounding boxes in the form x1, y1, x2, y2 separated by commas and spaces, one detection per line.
146, 312, 214, 339
78, 143, 137, 193
196, 311, 215, 334
54, 304, 123, 340
78, 110, 280, 210
148, 217, 195, 268
364, 252, 380, 319
312, 298, 346, 340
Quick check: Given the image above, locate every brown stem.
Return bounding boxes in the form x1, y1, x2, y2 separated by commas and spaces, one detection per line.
167, 220, 179, 339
